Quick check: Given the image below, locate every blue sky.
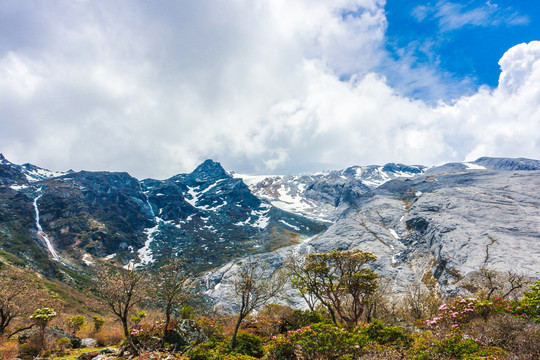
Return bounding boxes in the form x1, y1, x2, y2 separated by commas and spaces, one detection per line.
384, 0, 539, 100
0, 0, 539, 178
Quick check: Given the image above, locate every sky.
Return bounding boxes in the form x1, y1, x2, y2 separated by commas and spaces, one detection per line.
1, 0, 539, 179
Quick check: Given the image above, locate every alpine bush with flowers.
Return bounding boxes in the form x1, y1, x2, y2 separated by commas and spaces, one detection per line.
130, 321, 164, 351
407, 333, 504, 360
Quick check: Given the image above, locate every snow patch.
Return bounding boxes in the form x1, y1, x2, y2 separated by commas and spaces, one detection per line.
82, 253, 94, 266
10, 184, 27, 191
278, 219, 300, 231
389, 228, 400, 240
463, 162, 487, 170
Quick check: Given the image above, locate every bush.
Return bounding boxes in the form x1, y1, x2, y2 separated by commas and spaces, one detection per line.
266, 323, 367, 360
234, 332, 263, 358
55, 337, 72, 349
198, 317, 226, 341
131, 322, 164, 351
17, 335, 43, 360
407, 333, 504, 360
94, 324, 124, 346
92, 316, 105, 331
287, 309, 331, 331
466, 314, 540, 359
66, 315, 85, 335
359, 320, 412, 347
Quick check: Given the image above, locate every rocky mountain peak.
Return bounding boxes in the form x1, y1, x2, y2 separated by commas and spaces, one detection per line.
188, 159, 230, 183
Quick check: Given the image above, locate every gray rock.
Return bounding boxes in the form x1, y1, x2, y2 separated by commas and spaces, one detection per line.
80, 338, 98, 348
204, 168, 540, 308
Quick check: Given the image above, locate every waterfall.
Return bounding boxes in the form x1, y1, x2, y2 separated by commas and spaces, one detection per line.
33, 189, 60, 261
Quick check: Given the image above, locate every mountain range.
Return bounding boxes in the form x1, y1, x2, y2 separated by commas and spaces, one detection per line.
1, 153, 539, 308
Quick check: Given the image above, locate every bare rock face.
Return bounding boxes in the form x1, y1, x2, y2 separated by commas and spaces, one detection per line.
203, 164, 540, 309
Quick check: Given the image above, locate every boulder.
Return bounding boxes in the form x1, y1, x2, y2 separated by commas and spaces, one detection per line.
81, 338, 99, 348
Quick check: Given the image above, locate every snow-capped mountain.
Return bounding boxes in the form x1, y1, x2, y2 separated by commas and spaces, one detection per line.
2, 153, 540, 308
204, 157, 540, 309
236, 163, 425, 222
0, 154, 68, 184
0, 155, 326, 275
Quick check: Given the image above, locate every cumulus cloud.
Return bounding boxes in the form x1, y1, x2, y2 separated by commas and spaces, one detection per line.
0, 0, 539, 178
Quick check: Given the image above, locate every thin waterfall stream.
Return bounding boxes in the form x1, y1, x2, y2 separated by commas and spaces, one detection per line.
33, 189, 60, 260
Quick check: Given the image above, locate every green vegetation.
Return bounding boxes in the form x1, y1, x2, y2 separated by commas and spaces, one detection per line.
1, 250, 539, 360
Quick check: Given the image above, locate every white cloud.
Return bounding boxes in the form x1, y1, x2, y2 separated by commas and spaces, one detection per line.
412, 1, 530, 31
0, 1, 539, 178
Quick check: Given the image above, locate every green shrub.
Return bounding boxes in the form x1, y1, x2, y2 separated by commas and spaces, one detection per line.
265, 335, 296, 360
407, 333, 504, 360
92, 315, 105, 331
55, 337, 72, 349
66, 315, 85, 335
188, 343, 221, 360
359, 319, 412, 347
234, 332, 263, 358
286, 309, 331, 330
267, 323, 367, 360
521, 279, 540, 322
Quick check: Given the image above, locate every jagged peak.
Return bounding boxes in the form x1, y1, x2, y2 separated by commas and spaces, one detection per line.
190, 159, 230, 181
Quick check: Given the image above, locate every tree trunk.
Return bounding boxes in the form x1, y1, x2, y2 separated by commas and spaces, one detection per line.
161, 308, 171, 347
121, 318, 138, 355
231, 313, 244, 349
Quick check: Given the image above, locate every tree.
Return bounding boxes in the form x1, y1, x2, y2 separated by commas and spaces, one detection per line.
285, 252, 320, 311
29, 307, 57, 350
401, 281, 441, 321
231, 257, 285, 349
463, 268, 529, 300
291, 250, 378, 327
155, 257, 188, 347
96, 265, 150, 354
0, 266, 40, 337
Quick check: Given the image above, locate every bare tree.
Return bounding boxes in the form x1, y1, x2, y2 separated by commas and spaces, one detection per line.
96, 265, 151, 354
463, 268, 530, 301
231, 257, 285, 349
401, 281, 441, 321
0, 266, 41, 337
155, 257, 189, 347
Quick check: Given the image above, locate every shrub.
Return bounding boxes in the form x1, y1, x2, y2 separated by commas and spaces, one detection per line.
94, 324, 124, 346
129, 311, 147, 326
131, 322, 164, 351
521, 279, 540, 322
0, 339, 19, 360
234, 332, 263, 358
264, 335, 295, 360
466, 314, 540, 359
286, 309, 331, 331
92, 316, 105, 331
55, 337, 72, 349
359, 320, 412, 347
17, 335, 42, 360
267, 323, 367, 360
198, 317, 226, 341
407, 333, 504, 360
66, 315, 85, 335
